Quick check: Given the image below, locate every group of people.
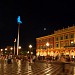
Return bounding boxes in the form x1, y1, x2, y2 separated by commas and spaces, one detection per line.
0, 54, 13, 64
27, 55, 36, 63
0, 54, 36, 64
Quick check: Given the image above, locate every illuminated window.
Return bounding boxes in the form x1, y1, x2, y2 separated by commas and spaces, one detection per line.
64, 34, 68, 39
66, 36, 68, 39
43, 39, 45, 42
70, 34, 74, 38
56, 43, 59, 48
37, 46, 39, 49
38, 40, 41, 43
56, 37, 59, 41
43, 46, 46, 49
49, 44, 53, 48
60, 36, 63, 40
49, 38, 53, 42
40, 46, 43, 49
60, 42, 63, 47
39, 46, 41, 49
44, 39, 47, 42
65, 42, 69, 46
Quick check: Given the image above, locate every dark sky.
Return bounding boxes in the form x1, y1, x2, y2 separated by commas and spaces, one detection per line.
0, 1, 75, 49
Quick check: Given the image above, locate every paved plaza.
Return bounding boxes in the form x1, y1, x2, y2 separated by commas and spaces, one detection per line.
0, 59, 64, 75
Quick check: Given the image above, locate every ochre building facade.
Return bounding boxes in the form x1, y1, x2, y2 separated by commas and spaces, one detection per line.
36, 26, 75, 58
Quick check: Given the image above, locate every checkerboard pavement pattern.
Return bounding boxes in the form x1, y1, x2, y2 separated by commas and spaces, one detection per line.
0, 60, 63, 75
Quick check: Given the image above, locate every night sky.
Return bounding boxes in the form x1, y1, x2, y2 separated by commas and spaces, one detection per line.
0, 1, 75, 49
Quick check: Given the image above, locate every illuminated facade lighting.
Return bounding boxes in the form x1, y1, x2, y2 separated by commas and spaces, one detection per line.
36, 25, 75, 57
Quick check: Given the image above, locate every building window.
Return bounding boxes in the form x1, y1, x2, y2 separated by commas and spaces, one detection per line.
49, 44, 53, 48
60, 36, 63, 40
39, 46, 42, 49
43, 46, 46, 49
66, 36, 68, 39
56, 43, 59, 48
64, 34, 68, 39
45, 39, 47, 42
60, 42, 63, 47
37, 46, 39, 49
43, 39, 46, 43
70, 34, 74, 38
56, 37, 59, 41
47, 38, 49, 42
65, 42, 69, 46
49, 38, 53, 42
40, 40, 42, 43
38, 40, 41, 43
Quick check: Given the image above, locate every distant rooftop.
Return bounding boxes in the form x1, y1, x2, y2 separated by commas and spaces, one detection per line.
36, 25, 75, 39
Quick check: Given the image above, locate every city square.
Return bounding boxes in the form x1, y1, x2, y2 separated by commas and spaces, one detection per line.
0, 0, 75, 75
0, 58, 64, 75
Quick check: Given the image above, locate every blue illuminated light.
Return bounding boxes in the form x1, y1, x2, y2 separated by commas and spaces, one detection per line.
17, 16, 22, 24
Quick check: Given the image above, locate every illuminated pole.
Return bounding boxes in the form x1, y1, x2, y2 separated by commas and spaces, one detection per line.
17, 16, 22, 55
29, 45, 32, 58
14, 38, 16, 55
17, 24, 20, 55
10, 47, 13, 54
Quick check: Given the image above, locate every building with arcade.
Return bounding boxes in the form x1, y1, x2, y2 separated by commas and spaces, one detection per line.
36, 26, 75, 59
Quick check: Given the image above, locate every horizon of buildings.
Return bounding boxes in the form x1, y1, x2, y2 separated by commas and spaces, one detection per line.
36, 25, 75, 58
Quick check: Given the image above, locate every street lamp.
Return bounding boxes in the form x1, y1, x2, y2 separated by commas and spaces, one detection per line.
27, 51, 29, 54
17, 16, 22, 55
1, 49, 3, 51
5, 48, 7, 54
0, 49, 3, 55
18, 46, 21, 49
10, 47, 13, 54
29, 45, 32, 58
29, 45, 32, 49
10, 47, 13, 50
46, 42, 49, 56
5, 48, 7, 51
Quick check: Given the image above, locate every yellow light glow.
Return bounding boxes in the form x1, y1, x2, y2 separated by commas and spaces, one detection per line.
5, 48, 7, 50
29, 45, 32, 49
36, 52, 40, 56
43, 52, 47, 56
18, 46, 21, 49
46, 42, 49, 46
1, 49, 3, 51
10, 47, 13, 50
66, 52, 69, 55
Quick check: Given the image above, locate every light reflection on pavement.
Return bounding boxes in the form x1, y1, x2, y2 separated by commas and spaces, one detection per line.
0, 59, 63, 75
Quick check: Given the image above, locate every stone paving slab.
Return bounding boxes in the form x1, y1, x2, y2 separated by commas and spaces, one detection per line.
0, 60, 63, 75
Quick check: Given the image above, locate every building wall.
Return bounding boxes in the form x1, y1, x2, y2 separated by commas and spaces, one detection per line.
36, 26, 75, 57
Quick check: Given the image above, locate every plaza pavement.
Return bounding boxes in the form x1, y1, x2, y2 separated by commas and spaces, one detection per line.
0, 59, 64, 75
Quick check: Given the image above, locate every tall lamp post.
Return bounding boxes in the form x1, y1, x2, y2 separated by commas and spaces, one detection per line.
29, 45, 32, 58
10, 47, 13, 54
18, 46, 21, 54
14, 38, 16, 55
0, 49, 3, 55
17, 16, 22, 55
46, 42, 49, 56
5, 48, 7, 54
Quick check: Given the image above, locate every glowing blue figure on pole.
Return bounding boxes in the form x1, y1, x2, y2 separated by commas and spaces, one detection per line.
17, 16, 22, 55
17, 16, 22, 24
